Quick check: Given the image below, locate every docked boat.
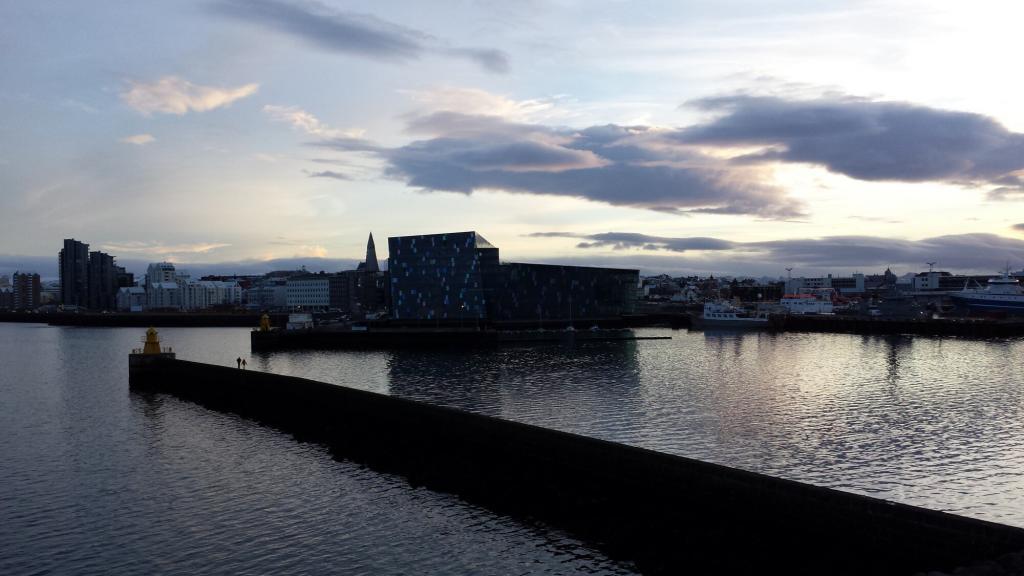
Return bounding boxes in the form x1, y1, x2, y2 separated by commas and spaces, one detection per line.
695, 301, 770, 329
950, 270, 1024, 312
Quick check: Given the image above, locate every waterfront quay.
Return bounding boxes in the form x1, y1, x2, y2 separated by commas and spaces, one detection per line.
129, 350, 1024, 575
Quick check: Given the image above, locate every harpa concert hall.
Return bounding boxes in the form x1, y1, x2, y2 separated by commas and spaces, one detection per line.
388, 231, 639, 324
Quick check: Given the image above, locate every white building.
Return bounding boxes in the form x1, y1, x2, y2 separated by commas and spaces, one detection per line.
182, 280, 242, 310
246, 278, 289, 310
286, 275, 330, 310
147, 282, 182, 310
116, 287, 147, 312
785, 273, 864, 295
145, 262, 177, 286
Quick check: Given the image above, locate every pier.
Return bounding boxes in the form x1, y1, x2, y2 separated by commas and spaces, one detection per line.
129, 351, 1024, 575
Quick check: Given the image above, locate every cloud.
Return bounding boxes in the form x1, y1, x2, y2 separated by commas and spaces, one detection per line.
400, 87, 560, 122
305, 90, 1024, 216
263, 104, 364, 138
376, 112, 803, 218
100, 241, 231, 256
211, 0, 509, 73
307, 170, 352, 180
526, 232, 736, 252
674, 94, 1024, 198
312, 136, 384, 154
539, 231, 1024, 273
120, 134, 155, 145
121, 76, 258, 116
1013, 223, 1024, 232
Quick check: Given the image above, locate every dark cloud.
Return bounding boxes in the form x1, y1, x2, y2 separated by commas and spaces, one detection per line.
211, 0, 509, 73
674, 95, 1024, 196
311, 94, 1024, 217
307, 170, 352, 180
1013, 223, 1024, 232
527, 232, 735, 252
534, 232, 1024, 274
310, 135, 382, 153
376, 113, 804, 218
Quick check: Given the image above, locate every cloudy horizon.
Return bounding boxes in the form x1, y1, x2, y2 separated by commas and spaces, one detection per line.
3, 0, 1024, 279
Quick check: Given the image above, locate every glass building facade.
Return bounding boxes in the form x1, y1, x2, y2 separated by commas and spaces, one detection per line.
492, 263, 638, 322
388, 232, 499, 320
388, 231, 639, 323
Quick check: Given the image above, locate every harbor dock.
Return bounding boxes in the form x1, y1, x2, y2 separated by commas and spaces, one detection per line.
129, 349, 1024, 575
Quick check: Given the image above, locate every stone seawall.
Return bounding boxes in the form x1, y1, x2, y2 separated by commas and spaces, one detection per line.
129, 357, 1024, 575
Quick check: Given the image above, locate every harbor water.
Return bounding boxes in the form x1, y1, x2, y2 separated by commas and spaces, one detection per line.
2, 323, 1024, 573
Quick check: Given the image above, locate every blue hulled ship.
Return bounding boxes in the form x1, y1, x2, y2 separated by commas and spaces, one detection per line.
950, 270, 1024, 312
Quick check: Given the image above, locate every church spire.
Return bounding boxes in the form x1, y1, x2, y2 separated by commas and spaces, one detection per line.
364, 232, 380, 272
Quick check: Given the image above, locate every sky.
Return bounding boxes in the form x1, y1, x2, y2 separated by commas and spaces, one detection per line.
2, 0, 1024, 279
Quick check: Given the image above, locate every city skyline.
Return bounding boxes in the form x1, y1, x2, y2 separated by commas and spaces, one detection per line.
3, 1, 1024, 277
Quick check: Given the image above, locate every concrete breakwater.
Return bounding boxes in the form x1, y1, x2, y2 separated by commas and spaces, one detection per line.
129, 356, 1024, 575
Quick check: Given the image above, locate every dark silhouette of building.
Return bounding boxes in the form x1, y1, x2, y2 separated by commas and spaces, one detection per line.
362, 232, 380, 273
388, 231, 638, 323
331, 233, 387, 318
12, 272, 42, 311
59, 239, 90, 307
492, 263, 639, 322
87, 251, 119, 310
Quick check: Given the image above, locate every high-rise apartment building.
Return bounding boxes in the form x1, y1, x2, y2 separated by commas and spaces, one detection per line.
59, 239, 90, 307
87, 251, 119, 310
12, 272, 42, 311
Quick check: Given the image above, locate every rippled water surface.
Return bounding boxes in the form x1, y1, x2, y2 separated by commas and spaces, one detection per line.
0, 324, 635, 575
3, 323, 1024, 574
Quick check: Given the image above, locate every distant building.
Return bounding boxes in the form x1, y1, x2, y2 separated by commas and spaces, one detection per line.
330, 233, 388, 318
12, 272, 42, 311
182, 280, 242, 310
146, 262, 177, 287
908, 271, 993, 293
388, 231, 638, 322
143, 262, 182, 310
362, 232, 380, 273
40, 282, 60, 305
0, 275, 9, 288
785, 273, 865, 295
87, 251, 119, 310
389, 231, 499, 321
116, 287, 146, 312
147, 282, 182, 310
0, 287, 12, 310
286, 274, 330, 310
59, 238, 90, 307
491, 263, 639, 322
247, 277, 289, 310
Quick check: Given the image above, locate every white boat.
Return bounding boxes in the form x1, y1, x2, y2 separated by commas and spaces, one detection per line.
950, 270, 1024, 312
695, 301, 770, 328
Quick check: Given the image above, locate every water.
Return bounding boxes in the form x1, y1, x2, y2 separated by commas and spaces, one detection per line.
3, 324, 1024, 573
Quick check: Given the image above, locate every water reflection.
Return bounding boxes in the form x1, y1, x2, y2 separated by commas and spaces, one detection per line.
386, 341, 644, 442
1, 325, 637, 576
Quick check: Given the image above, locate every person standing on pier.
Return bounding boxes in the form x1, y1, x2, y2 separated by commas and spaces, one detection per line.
236, 357, 242, 369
